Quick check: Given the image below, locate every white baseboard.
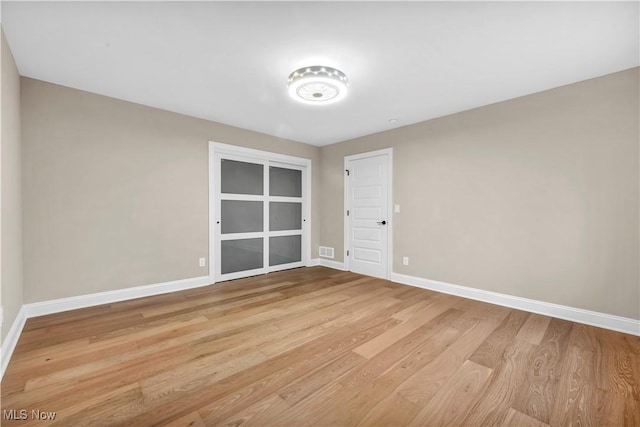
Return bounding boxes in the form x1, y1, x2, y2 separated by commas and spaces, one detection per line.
24, 276, 212, 318
391, 272, 640, 336
0, 275, 212, 381
318, 259, 346, 271
2, 268, 637, 383
1, 306, 27, 380
306, 258, 321, 267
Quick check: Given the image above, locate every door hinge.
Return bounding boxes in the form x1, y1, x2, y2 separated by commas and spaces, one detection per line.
345, 169, 350, 176
346, 210, 349, 216
347, 250, 350, 256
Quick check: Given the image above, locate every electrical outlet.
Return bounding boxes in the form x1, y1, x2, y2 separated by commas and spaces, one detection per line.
395, 204, 401, 213
402, 256, 409, 266
199, 257, 206, 267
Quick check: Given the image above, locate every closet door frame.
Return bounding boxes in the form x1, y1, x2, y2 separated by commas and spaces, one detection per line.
208, 141, 312, 283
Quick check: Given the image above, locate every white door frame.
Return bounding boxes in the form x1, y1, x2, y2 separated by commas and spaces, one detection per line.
344, 148, 393, 279
208, 141, 312, 283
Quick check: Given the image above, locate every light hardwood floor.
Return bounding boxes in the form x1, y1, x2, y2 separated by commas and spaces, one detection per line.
1, 267, 638, 426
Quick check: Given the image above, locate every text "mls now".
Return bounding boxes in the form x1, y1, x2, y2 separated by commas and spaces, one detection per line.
3, 409, 57, 421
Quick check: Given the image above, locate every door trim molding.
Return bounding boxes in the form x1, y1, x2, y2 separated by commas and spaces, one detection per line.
208, 142, 312, 283
344, 148, 393, 279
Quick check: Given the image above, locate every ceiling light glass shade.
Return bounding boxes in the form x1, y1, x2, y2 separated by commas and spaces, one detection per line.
287, 66, 348, 105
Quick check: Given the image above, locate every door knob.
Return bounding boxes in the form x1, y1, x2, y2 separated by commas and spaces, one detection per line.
377, 220, 387, 225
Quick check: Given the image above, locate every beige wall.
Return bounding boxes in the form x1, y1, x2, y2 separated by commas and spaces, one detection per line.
21, 77, 320, 303
320, 68, 639, 320
1, 28, 24, 341
13, 62, 640, 321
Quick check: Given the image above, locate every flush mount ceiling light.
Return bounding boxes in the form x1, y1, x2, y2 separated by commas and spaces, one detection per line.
287, 65, 349, 105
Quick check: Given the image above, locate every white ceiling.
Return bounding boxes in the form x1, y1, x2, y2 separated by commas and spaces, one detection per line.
2, 1, 638, 146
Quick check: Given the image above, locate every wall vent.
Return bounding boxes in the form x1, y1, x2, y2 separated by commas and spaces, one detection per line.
319, 246, 335, 259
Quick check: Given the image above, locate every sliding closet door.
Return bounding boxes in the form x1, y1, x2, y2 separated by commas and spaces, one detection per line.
268, 163, 304, 271
214, 150, 307, 282
217, 155, 267, 280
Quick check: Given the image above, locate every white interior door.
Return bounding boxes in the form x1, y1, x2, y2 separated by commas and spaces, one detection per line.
345, 150, 391, 279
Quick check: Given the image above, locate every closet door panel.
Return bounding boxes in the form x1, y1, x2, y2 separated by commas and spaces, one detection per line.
269, 235, 302, 266
221, 238, 264, 274
270, 166, 302, 197
221, 200, 264, 234
269, 202, 302, 231
221, 159, 263, 195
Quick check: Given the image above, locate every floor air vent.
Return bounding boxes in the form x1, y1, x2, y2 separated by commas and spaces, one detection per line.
319, 246, 334, 259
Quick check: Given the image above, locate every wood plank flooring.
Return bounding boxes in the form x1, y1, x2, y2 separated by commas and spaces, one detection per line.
1, 266, 638, 426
